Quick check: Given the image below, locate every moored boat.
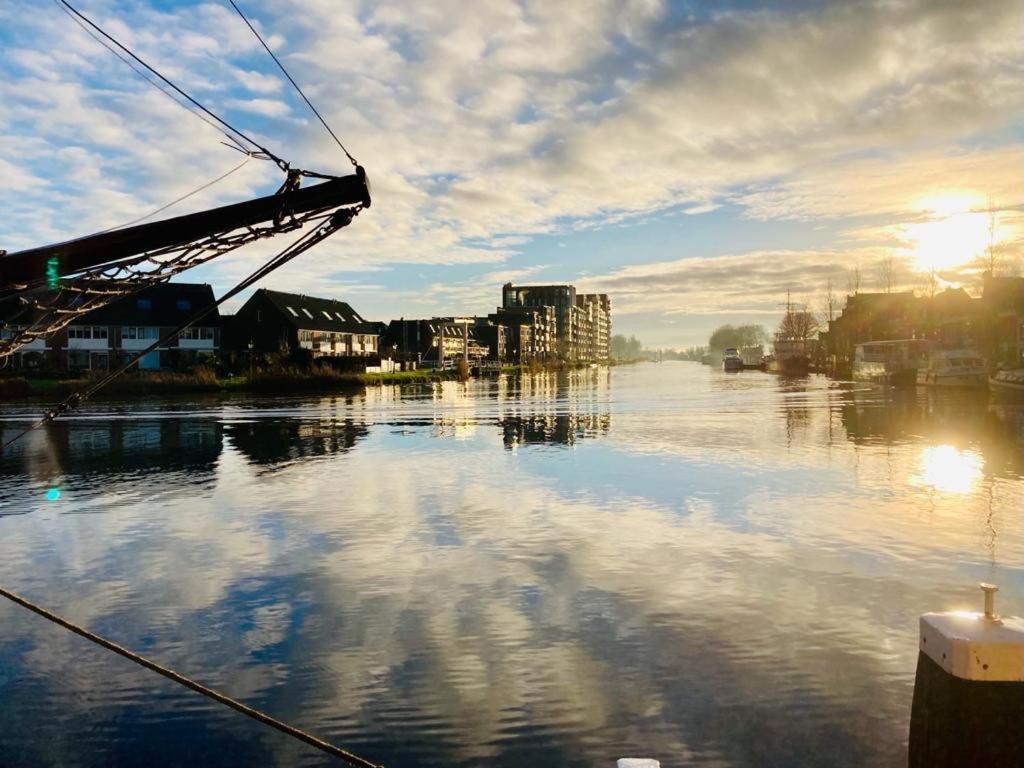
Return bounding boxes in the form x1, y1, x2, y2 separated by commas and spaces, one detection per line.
917, 349, 988, 388
722, 347, 744, 372
852, 339, 932, 387
989, 368, 1024, 396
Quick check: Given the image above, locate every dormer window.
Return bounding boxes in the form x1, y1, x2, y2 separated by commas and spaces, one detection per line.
137, 298, 152, 310
176, 299, 191, 311
286, 306, 299, 317
302, 308, 313, 319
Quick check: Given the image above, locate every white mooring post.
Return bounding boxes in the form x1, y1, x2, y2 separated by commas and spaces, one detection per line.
909, 583, 1024, 767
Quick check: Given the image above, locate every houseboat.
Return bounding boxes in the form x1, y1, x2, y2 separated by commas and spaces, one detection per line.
740, 345, 765, 369
722, 348, 744, 372
916, 349, 988, 388
852, 339, 932, 387
769, 338, 811, 376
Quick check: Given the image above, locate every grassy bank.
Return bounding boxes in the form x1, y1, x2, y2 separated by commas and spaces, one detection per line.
1, 366, 462, 400
1, 359, 610, 401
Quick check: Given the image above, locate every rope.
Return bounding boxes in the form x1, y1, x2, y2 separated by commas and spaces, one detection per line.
0, 585, 382, 768
52, 0, 248, 154
56, 0, 287, 169
0, 205, 362, 454
226, 0, 359, 168
96, 154, 254, 234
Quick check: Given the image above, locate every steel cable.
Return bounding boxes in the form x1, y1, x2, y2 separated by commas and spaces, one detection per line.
0, 585, 382, 768
226, 0, 360, 167
97, 154, 255, 234
56, 0, 286, 168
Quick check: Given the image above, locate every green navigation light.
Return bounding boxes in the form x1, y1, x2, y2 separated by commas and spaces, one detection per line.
46, 256, 60, 290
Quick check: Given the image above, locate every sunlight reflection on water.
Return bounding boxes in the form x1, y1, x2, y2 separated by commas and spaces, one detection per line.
0, 363, 1021, 767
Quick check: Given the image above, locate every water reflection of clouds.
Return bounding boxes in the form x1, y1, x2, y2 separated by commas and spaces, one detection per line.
0, 366, 1022, 767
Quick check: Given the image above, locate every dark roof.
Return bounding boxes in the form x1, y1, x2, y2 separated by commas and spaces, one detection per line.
385, 318, 488, 340
70, 282, 219, 327
257, 289, 377, 334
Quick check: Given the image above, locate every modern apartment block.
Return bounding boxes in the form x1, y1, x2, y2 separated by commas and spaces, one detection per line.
500, 283, 610, 361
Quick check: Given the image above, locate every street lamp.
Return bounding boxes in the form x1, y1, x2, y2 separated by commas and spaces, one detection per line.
248, 340, 254, 379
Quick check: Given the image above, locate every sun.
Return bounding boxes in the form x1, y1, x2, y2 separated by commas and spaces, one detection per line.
902, 194, 991, 273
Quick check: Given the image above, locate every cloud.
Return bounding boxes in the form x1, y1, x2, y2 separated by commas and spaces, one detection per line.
579, 247, 917, 316
0, 0, 1020, 327
225, 97, 292, 118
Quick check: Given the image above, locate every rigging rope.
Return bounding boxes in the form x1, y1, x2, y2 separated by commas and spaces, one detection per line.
226, 0, 359, 168
97, 154, 254, 234
0, 204, 363, 455
56, 0, 288, 170
52, 0, 248, 154
0, 585, 382, 768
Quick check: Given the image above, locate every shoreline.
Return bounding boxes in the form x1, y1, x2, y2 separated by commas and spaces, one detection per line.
0, 360, 610, 401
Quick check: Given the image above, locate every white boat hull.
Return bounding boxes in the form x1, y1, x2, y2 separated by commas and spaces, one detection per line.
917, 371, 988, 388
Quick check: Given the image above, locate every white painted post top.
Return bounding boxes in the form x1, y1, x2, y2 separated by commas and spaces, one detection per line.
920, 584, 1024, 681
617, 760, 661, 768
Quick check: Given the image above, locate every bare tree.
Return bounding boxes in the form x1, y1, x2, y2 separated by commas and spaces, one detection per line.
779, 307, 820, 341
821, 278, 838, 324
983, 196, 999, 275
919, 267, 939, 299
847, 260, 862, 295
877, 253, 896, 293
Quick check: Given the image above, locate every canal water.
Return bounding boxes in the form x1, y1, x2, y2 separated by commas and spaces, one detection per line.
0, 362, 1021, 767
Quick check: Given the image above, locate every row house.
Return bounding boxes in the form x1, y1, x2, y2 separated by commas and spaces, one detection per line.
226, 289, 379, 362
1, 282, 220, 372
821, 275, 1024, 370
383, 318, 489, 364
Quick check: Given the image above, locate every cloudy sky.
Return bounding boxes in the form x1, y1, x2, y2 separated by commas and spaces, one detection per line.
1, 0, 1021, 347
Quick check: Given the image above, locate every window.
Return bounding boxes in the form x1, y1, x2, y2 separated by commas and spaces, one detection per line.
301, 308, 314, 319
137, 298, 152, 310
322, 310, 333, 320
179, 327, 214, 341
335, 312, 346, 321
69, 326, 107, 339
122, 326, 157, 341
176, 299, 191, 311
287, 306, 299, 317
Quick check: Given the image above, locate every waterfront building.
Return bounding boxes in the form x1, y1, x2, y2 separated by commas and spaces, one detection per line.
226, 288, 379, 364
981, 273, 1024, 367
820, 291, 917, 369
492, 306, 554, 361
384, 318, 490, 364
500, 283, 610, 361
822, 278, 1024, 372
1, 282, 220, 372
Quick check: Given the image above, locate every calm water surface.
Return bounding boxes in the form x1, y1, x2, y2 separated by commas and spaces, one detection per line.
0, 362, 1022, 767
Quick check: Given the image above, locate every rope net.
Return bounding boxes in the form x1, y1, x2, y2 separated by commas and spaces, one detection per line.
0, 202, 353, 360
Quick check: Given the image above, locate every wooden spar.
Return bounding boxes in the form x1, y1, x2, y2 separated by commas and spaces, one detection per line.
0, 168, 370, 288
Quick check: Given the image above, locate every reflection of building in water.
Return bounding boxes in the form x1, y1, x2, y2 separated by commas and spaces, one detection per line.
499, 412, 611, 448
0, 419, 223, 486
496, 368, 612, 448
840, 390, 1023, 477
225, 418, 369, 469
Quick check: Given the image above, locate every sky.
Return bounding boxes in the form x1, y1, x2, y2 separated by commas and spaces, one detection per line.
1, 0, 1022, 348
